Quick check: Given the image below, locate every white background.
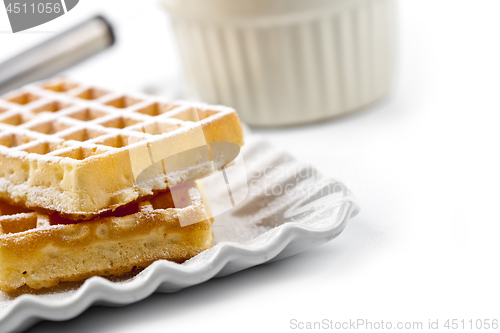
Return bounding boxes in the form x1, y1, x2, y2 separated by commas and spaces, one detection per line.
1, 0, 500, 332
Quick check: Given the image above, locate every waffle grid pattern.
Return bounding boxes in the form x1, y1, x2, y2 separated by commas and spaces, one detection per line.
0, 182, 206, 236
0, 181, 214, 292
0, 196, 161, 235
0, 78, 230, 163
0, 77, 243, 218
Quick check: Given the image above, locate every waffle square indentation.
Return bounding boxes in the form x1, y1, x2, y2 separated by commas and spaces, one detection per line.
0, 113, 31, 126
169, 108, 219, 122
21, 142, 64, 155
53, 146, 107, 161
104, 96, 142, 109
42, 80, 79, 93
135, 102, 179, 116
99, 116, 142, 129
27, 120, 73, 135
0, 133, 37, 148
61, 128, 108, 142
94, 134, 146, 148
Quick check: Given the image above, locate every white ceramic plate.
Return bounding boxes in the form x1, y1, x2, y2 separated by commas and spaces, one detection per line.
0, 136, 359, 332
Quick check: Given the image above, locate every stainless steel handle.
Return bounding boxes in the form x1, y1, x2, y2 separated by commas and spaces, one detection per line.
0, 15, 115, 95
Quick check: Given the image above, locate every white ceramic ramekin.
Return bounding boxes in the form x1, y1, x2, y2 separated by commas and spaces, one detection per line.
162, 0, 396, 126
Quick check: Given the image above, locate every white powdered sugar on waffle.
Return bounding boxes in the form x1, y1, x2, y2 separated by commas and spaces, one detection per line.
0, 78, 244, 219
0, 181, 213, 292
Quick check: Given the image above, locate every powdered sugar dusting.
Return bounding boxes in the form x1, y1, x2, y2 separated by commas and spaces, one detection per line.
0, 135, 358, 331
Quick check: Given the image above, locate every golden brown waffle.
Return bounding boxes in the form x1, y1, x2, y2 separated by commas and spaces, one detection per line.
0, 77, 244, 220
0, 181, 213, 292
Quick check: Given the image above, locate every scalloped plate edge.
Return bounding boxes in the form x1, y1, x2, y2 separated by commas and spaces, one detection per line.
0, 193, 359, 333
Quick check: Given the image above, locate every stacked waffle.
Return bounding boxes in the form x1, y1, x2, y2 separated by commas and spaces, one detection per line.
0, 78, 244, 292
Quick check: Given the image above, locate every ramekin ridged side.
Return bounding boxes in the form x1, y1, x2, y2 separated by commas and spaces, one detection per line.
164, 0, 396, 126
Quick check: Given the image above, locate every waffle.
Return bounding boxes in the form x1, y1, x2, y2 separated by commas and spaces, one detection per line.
0, 181, 213, 292
0, 77, 244, 220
